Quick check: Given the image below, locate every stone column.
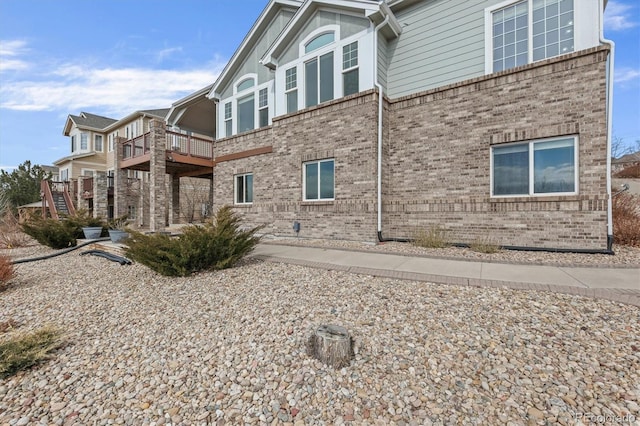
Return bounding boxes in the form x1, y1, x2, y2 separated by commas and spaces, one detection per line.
149, 119, 167, 232
170, 175, 180, 225
93, 171, 108, 219
114, 136, 129, 219
77, 176, 88, 212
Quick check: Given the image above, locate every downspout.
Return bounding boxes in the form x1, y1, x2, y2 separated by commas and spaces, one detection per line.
599, 0, 615, 252
374, 10, 408, 243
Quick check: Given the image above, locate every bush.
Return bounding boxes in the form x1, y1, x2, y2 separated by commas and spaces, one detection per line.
614, 164, 640, 179
0, 255, 15, 292
0, 209, 31, 249
21, 216, 77, 249
20, 210, 107, 249
613, 192, 640, 247
0, 326, 64, 378
126, 206, 263, 277
413, 225, 450, 249
469, 236, 501, 254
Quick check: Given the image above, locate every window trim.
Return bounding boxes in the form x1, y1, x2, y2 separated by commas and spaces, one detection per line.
303, 158, 335, 202
220, 76, 272, 138
490, 135, 579, 198
80, 133, 89, 150
94, 134, 103, 152
234, 173, 254, 205
484, 0, 575, 74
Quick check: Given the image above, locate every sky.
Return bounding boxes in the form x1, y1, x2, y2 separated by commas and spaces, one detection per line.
0, 0, 638, 171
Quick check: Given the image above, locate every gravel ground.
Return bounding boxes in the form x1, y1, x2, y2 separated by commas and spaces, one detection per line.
1, 245, 639, 425
263, 237, 640, 268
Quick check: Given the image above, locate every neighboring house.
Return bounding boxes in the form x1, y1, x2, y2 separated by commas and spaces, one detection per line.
57, 112, 118, 182
166, 0, 614, 252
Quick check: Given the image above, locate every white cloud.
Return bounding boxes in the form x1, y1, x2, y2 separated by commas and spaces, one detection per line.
0, 61, 224, 116
604, 1, 638, 31
614, 67, 640, 84
0, 39, 30, 72
156, 47, 183, 62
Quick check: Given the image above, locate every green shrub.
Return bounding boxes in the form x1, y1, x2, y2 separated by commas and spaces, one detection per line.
413, 225, 450, 249
125, 206, 263, 277
21, 216, 77, 249
0, 326, 64, 378
20, 210, 108, 249
65, 209, 107, 238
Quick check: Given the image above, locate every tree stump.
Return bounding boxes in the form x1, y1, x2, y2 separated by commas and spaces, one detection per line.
307, 324, 353, 368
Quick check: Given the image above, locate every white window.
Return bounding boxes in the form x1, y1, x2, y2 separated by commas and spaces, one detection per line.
491, 136, 577, 196
60, 168, 69, 181
94, 135, 103, 152
235, 173, 253, 204
224, 102, 232, 137
81, 169, 95, 177
238, 94, 255, 133
285, 67, 298, 114
259, 88, 269, 127
303, 159, 335, 201
108, 134, 114, 152
220, 74, 271, 137
71, 135, 77, 152
342, 41, 359, 96
305, 32, 335, 54
305, 51, 334, 108
487, 0, 574, 73
80, 133, 88, 150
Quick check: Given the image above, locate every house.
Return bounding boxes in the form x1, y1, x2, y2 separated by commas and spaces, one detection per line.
49, 108, 214, 226
164, 0, 614, 252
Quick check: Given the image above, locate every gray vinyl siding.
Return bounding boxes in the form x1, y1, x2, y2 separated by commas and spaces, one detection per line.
219, 10, 295, 99
377, 34, 390, 92
386, 0, 487, 98
279, 10, 370, 65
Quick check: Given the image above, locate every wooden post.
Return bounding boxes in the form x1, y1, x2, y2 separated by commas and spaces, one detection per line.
307, 324, 353, 368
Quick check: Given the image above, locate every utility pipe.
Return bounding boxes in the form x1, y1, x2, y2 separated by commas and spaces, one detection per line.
598, 0, 616, 251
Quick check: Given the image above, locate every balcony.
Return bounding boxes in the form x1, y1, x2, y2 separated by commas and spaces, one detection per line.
120, 130, 214, 178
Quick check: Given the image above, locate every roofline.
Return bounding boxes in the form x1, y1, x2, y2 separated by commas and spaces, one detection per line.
208, 0, 303, 100
167, 84, 215, 125
52, 152, 96, 166
103, 109, 169, 132
261, 0, 400, 69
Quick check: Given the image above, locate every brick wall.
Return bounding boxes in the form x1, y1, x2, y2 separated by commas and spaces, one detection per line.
213, 91, 380, 241
384, 47, 610, 250
212, 47, 610, 250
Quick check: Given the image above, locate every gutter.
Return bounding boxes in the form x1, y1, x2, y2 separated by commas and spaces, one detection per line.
599, 0, 616, 252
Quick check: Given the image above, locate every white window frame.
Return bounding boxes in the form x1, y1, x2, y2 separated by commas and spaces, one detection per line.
80, 168, 95, 177
71, 135, 77, 152
80, 133, 88, 150
342, 41, 359, 97
234, 173, 254, 205
219, 74, 272, 138
303, 158, 335, 202
484, 0, 576, 74
94, 134, 103, 152
274, 25, 373, 117
285, 67, 298, 114
490, 136, 579, 197
224, 102, 233, 137
108, 134, 114, 152
60, 168, 69, 182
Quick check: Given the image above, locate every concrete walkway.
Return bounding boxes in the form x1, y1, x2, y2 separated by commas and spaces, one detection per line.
251, 243, 640, 307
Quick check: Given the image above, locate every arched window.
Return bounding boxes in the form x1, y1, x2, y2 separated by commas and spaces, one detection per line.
236, 78, 255, 92
305, 32, 335, 54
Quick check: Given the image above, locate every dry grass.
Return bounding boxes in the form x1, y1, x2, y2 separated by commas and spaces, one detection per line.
0, 319, 19, 333
413, 225, 450, 249
0, 326, 64, 378
469, 237, 501, 254
0, 210, 31, 249
0, 255, 15, 291
613, 192, 640, 247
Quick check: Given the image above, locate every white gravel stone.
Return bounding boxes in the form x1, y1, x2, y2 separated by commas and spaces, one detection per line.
1, 244, 638, 425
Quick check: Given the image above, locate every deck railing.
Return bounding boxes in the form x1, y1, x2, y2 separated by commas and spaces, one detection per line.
122, 131, 213, 161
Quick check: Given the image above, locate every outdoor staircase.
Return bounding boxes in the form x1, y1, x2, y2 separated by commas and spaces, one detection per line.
41, 180, 76, 219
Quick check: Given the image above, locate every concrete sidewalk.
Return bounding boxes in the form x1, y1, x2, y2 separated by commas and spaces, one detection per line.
250, 243, 640, 307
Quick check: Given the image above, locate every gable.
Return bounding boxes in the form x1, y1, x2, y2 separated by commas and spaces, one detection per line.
217, 8, 296, 100
278, 9, 371, 66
